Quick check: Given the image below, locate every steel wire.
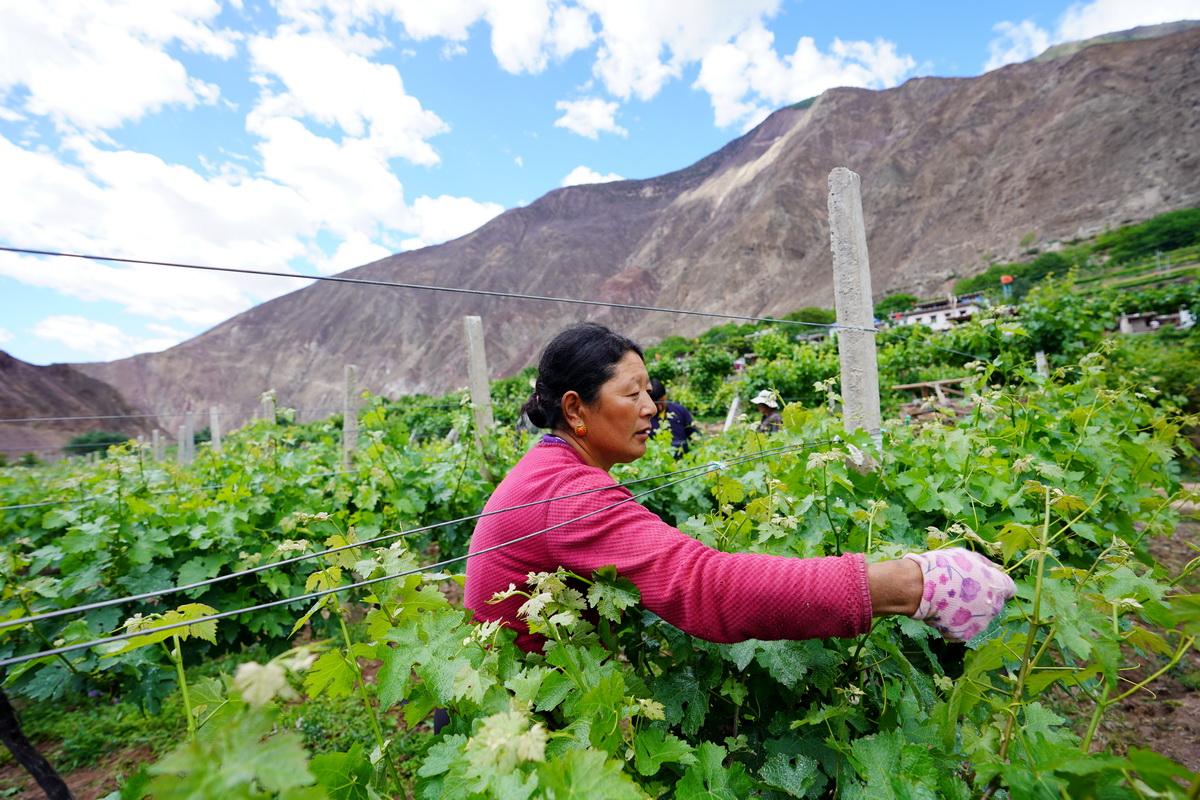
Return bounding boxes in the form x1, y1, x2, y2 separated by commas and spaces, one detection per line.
0, 435, 846, 667
0, 440, 820, 630
0, 246, 880, 334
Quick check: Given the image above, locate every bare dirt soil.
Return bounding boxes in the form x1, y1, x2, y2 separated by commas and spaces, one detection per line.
0, 745, 152, 800
1079, 518, 1200, 771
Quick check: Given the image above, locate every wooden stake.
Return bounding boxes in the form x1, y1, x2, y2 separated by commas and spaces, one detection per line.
342, 365, 359, 470
828, 168, 882, 448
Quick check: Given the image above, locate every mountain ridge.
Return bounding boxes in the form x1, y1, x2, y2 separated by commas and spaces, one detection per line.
17, 24, 1200, 442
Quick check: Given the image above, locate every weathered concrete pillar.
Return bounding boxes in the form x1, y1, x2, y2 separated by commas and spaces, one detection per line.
342, 365, 359, 470
261, 391, 276, 425
1035, 351, 1048, 377
209, 406, 222, 452
151, 429, 163, 461
827, 168, 882, 446
463, 316, 495, 440
722, 395, 742, 433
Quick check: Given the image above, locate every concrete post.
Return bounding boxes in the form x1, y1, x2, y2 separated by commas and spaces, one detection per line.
827, 168, 882, 446
722, 395, 742, 433
342, 365, 359, 470
1035, 351, 1048, 377
463, 316, 495, 439
1119, 314, 1132, 334
183, 410, 195, 464
209, 406, 222, 452
261, 391, 276, 425
151, 429, 163, 461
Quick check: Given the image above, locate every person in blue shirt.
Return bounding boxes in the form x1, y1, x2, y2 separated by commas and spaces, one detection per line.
647, 378, 699, 455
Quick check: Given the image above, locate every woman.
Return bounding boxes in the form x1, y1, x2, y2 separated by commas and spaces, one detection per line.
464, 323, 1013, 652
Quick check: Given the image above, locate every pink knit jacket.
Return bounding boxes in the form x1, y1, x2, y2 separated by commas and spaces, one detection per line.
464, 439, 873, 651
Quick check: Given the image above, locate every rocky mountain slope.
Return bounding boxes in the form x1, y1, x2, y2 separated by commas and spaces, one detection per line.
56, 25, 1200, 432
0, 351, 151, 457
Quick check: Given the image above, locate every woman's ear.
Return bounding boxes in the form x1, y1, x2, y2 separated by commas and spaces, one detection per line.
560, 390, 585, 428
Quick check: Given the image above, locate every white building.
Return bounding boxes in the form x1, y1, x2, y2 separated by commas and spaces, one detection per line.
895, 293, 988, 331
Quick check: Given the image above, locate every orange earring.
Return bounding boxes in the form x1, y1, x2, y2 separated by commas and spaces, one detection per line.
574, 424, 588, 437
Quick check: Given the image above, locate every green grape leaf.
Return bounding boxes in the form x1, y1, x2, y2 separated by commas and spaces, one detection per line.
633, 728, 696, 776
587, 565, 641, 621
758, 752, 820, 798
177, 554, 227, 587
675, 742, 753, 800
311, 744, 373, 800
304, 651, 358, 699
100, 603, 218, 656
417, 734, 468, 778
537, 749, 645, 800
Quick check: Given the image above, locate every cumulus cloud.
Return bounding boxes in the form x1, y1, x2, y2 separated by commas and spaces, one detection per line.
561, 165, 624, 186
32, 315, 182, 361
694, 24, 916, 129
579, 0, 780, 101
984, 21, 1052, 71
554, 97, 627, 138
985, 0, 1199, 71
248, 29, 448, 166
0, 327, 12, 346
400, 195, 506, 251
0, 0, 236, 131
311, 232, 393, 275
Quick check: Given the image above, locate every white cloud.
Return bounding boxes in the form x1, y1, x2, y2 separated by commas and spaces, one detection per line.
1058, 0, 1200, 41
514, 155, 525, 167
694, 25, 916, 129
248, 30, 448, 165
985, 0, 1200, 71
401, 195, 506, 250
985, 20, 1054, 70
0, 131, 311, 328
561, 165, 624, 186
0, 0, 237, 131
0, 328, 12, 346
32, 315, 181, 361
554, 97, 627, 138
580, 0, 780, 101
311, 232, 393, 275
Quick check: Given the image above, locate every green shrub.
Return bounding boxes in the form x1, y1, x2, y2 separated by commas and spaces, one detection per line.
65, 430, 131, 458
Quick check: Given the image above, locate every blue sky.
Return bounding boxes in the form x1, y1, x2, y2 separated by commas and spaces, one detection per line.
1, 0, 1197, 365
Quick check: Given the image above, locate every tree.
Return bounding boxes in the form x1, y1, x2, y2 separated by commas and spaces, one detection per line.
782, 306, 836, 325
65, 430, 130, 458
874, 293, 918, 318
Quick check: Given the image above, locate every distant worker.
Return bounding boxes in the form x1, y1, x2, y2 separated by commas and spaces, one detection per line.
751, 389, 783, 433
647, 378, 699, 454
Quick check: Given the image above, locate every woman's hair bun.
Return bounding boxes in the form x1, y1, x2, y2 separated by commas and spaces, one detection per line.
521, 391, 550, 429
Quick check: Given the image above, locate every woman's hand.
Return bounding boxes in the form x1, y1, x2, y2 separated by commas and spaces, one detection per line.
903, 548, 1016, 642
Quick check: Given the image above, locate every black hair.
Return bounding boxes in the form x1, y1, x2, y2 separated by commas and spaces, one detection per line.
648, 378, 666, 401
521, 323, 643, 430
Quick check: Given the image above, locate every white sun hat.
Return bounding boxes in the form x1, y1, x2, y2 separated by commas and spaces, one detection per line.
750, 389, 779, 409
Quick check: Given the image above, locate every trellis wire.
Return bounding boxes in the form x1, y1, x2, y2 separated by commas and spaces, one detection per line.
0, 434, 848, 668
0, 469, 344, 513
0, 246, 880, 334
0, 439, 827, 630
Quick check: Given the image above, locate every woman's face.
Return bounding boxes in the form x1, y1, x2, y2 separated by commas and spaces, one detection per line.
573, 350, 657, 471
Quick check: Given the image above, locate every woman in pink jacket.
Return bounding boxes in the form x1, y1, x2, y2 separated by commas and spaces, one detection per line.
464, 323, 1013, 652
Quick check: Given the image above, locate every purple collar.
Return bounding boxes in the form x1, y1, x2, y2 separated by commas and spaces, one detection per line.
540, 434, 571, 448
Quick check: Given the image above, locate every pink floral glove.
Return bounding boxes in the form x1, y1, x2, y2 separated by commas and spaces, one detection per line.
903, 548, 1016, 642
